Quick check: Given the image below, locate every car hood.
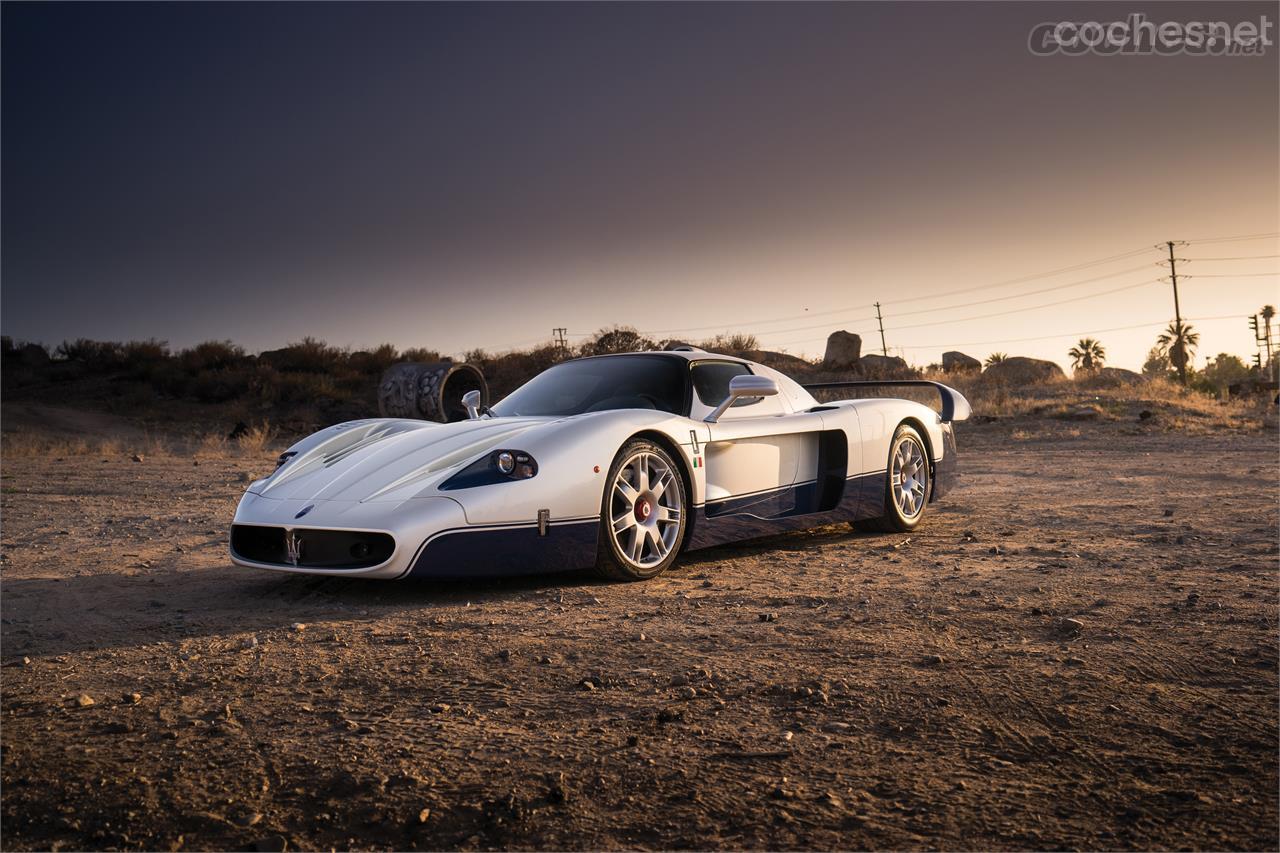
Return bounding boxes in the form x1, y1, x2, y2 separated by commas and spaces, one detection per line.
249, 416, 556, 503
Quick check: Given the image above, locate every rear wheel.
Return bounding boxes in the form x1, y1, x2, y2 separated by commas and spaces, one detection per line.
595, 439, 687, 580
857, 423, 931, 533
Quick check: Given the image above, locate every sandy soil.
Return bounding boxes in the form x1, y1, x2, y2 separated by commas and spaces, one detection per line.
1, 423, 1277, 851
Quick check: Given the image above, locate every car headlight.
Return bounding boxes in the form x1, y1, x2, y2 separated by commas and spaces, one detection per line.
440, 450, 538, 490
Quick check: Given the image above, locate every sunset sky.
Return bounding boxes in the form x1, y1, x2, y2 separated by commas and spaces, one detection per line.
3, 2, 1277, 370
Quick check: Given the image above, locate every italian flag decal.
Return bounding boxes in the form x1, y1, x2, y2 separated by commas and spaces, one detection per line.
693, 456, 702, 468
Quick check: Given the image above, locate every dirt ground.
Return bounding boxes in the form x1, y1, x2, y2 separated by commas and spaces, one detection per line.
1, 421, 1277, 851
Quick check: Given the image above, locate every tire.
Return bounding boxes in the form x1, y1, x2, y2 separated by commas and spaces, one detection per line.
856, 423, 932, 533
595, 439, 688, 581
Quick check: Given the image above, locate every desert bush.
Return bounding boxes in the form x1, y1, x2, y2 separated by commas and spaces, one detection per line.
181, 340, 247, 373
235, 422, 277, 454
579, 326, 657, 356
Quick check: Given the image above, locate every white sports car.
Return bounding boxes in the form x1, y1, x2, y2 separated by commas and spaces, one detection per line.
229, 349, 970, 581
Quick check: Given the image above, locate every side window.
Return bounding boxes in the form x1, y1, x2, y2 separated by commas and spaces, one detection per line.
690, 362, 755, 407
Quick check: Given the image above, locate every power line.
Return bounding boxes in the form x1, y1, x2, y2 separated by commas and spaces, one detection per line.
882, 263, 1156, 320
882, 279, 1160, 333
1182, 254, 1280, 261
770, 313, 1249, 352
1183, 272, 1279, 278
1182, 232, 1280, 245
642, 243, 1158, 336
877, 244, 1157, 307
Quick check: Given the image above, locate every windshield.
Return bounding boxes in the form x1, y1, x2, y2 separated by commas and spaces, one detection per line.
491, 355, 686, 417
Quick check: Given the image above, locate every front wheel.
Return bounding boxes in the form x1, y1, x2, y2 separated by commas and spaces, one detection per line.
595, 439, 687, 581
857, 423, 931, 533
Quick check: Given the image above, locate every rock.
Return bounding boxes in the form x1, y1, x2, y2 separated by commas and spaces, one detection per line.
240, 636, 259, 650
1057, 617, 1084, 637
759, 612, 778, 623
125, 692, 142, 704
1082, 366, 1145, 387
497, 649, 511, 660
20, 656, 31, 667
290, 623, 306, 632
579, 680, 596, 691
1062, 404, 1103, 421
1163, 508, 1174, 517
1065, 657, 1086, 666
677, 686, 697, 700
417, 808, 431, 824
858, 354, 911, 377
428, 703, 451, 713
1138, 409, 1154, 421
237, 472, 253, 483
76, 694, 96, 708
131, 454, 144, 463
942, 351, 982, 373
822, 331, 862, 369
248, 835, 288, 852
547, 772, 569, 803
921, 654, 945, 666
983, 356, 1066, 384
236, 812, 264, 828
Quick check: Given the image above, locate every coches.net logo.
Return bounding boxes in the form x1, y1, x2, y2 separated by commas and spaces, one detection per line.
1029, 13, 1274, 56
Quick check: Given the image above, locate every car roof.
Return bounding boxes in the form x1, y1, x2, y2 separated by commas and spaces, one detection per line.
574, 350, 753, 365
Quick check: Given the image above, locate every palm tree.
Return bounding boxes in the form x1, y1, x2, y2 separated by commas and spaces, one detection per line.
984, 352, 1008, 368
1068, 338, 1106, 374
1156, 320, 1199, 385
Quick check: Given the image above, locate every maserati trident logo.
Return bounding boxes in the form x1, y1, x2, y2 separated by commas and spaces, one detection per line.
284, 530, 303, 567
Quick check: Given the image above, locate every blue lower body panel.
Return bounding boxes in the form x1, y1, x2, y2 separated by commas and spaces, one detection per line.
403, 519, 599, 579
686, 472, 885, 551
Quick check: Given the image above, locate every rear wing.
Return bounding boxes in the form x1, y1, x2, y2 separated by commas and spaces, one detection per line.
801, 380, 972, 423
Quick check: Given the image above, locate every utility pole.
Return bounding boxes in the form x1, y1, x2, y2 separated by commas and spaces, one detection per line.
1166, 241, 1187, 385
874, 302, 887, 356
552, 328, 568, 352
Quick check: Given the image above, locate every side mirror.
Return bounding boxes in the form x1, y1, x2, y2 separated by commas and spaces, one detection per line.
462, 389, 482, 420
705, 375, 779, 423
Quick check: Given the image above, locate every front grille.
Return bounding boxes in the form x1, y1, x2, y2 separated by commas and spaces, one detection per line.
231, 525, 395, 569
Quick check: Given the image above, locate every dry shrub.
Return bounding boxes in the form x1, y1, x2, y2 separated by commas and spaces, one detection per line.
235, 422, 277, 455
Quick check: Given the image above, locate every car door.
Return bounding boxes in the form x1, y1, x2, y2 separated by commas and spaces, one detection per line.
689, 361, 827, 518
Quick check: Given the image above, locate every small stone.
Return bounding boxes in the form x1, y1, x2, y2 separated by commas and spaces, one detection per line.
125, 692, 142, 704
783, 731, 794, 741
677, 686, 697, 700
1104, 704, 1122, 714
131, 454, 144, 463
192, 460, 200, 467
429, 703, 450, 713
1163, 509, 1174, 517
290, 623, 307, 632
20, 656, 31, 667
989, 546, 1003, 555
538, 655, 553, 665
921, 654, 945, 666
497, 649, 511, 660
1057, 617, 1084, 637
1065, 657, 1085, 666
417, 807, 431, 824
76, 694, 96, 708
236, 812, 264, 827
237, 472, 253, 483
759, 612, 778, 623
701, 580, 713, 588
241, 636, 259, 650
579, 680, 596, 691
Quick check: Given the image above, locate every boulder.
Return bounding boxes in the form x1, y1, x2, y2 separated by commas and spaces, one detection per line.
983, 356, 1065, 384
1084, 366, 1145, 386
942, 351, 981, 373
858, 354, 912, 377
822, 331, 862, 369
